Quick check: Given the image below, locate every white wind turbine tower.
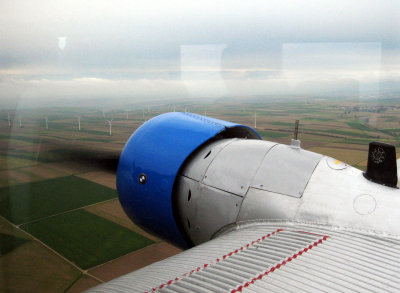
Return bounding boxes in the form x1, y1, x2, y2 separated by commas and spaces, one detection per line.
44, 116, 49, 130
19, 114, 23, 128
106, 119, 113, 136
77, 116, 81, 131
125, 110, 129, 120
254, 111, 257, 129
7, 112, 11, 128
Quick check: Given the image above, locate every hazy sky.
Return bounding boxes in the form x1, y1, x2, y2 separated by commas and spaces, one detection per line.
1, 0, 399, 106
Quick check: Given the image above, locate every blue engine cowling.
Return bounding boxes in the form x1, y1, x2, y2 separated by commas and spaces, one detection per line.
116, 112, 260, 248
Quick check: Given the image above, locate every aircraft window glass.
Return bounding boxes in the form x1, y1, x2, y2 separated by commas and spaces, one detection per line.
0, 1, 399, 291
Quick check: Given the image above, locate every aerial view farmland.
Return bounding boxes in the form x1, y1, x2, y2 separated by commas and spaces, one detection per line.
1, 95, 400, 292
1, 0, 400, 291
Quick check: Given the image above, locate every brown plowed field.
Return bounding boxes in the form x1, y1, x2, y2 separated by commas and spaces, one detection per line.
66, 275, 101, 293
85, 199, 159, 242
77, 170, 116, 189
20, 164, 69, 180
0, 241, 80, 292
88, 242, 181, 282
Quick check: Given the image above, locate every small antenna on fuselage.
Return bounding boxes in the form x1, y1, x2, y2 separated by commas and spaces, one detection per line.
294, 119, 299, 140
291, 119, 301, 148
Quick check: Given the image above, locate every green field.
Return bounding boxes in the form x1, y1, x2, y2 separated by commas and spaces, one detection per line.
346, 121, 372, 131
302, 116, 334, 122
0, 233, 29, 256
21, 210, 154, 269
257, 130, 290, 139
0, 176, 117, 224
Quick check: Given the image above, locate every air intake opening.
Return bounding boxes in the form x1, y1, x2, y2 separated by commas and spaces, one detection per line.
204, 150, 212, 159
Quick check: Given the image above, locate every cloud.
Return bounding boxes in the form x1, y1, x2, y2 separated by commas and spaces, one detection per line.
0, 0, 399, 106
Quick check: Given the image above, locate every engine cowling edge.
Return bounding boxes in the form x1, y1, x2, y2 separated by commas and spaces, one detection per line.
116, 112, 260, 248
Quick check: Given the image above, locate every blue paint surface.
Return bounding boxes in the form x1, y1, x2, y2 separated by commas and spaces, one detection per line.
117, 112, 259, 248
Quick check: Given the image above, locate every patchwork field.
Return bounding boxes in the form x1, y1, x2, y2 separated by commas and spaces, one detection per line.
77, 171, 117, 189
85, 199, 160, 242
0, 217, 30, 239
21, 210, 154, 269
88, 242, 181, 282
0, 166, 160, 292
0, 176, 117, 224
0, 241, 81, 292
65, 275, 101, 293
0, 233, 28, 256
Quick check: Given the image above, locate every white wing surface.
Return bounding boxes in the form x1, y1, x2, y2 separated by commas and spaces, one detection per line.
87, 221, 400, 292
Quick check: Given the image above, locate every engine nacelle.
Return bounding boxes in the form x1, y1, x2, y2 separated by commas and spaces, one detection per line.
175, 137, 322, 245
116, 112, 260, 248
118, 113, 400, 248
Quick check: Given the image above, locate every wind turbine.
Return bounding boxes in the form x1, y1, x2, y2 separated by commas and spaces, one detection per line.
77, 116, 81, 131
44, 117, 48, 130
106, 119, 113, 136
19, 115, 23, 128
254, 111, 257, 129
7, 112, 10, 128
125, 110, 129, 120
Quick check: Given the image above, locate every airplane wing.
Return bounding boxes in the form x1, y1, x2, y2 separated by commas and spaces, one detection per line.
88, 221, 400, 292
